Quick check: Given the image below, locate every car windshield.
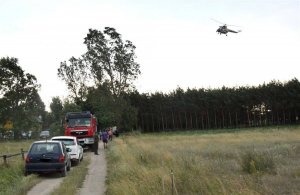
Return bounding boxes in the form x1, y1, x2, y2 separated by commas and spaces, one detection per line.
30, 143, 60, 154
67, 118, 91, 127
40, 131, 49, 136
52, 139, 75, 146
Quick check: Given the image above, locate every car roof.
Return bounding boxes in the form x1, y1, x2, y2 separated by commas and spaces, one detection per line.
33, 140, 62, 144
51, 136, 77, 140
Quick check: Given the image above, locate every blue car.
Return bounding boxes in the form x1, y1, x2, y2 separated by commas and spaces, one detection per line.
25, 140, 71, 177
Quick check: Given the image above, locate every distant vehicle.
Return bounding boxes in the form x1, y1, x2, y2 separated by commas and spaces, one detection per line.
39, 130, 50, 139
21, 130, 32, 139
51, 136, 83, 165
25, 140, 71, 177
64, 111, 97, 149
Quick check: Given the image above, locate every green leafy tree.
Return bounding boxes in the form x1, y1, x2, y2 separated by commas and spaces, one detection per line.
58, 57, 90, 105
84, 27, 141, 97
0, 57, 44, 138
58, 27, 141, 132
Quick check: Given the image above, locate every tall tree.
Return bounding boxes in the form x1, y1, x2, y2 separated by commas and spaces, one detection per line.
58, 57, 90, 105
84, 27, 141, 97
0, 57, 44, 138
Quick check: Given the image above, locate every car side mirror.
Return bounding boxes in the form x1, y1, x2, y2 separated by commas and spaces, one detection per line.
66, 148, 72, 152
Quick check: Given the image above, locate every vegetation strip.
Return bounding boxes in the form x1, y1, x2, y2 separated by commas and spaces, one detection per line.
106, 126, 300, 194
50, 155, 91, 195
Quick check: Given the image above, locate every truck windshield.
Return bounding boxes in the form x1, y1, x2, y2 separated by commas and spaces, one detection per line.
67, 118, 91, 127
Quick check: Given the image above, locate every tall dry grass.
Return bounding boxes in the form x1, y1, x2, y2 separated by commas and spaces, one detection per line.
106, 126, 300, 194
0, 140, 91, 195
0, 140, 41, 195
50, 155, 91, 195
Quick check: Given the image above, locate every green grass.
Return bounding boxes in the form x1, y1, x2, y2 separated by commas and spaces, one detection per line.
0, 140, 41, 195
1, 126, 300, 194
51, 155, 91, 195
106, 126, 300, 194
0, 140, 90, 195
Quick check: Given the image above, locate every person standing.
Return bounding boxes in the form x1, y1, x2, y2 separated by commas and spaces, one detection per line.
108, 128, 113, 141
102, 130, 108, 149
93, 132, 99, 155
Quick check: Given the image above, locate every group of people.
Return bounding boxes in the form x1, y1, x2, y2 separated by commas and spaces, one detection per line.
93, 128, 114, 155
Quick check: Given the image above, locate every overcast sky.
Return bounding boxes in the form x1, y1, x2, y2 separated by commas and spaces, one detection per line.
1, 0, 299, 110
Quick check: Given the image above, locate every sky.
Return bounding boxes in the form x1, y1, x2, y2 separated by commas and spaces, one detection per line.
1, 0, 299, 110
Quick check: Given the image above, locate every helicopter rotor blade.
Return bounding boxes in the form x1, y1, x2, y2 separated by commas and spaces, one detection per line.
211, 18, 242, 28
211, 18, 225, 25
227, 24, 243, 28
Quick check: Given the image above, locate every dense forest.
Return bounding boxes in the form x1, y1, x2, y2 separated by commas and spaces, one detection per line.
127, 78, 300, 132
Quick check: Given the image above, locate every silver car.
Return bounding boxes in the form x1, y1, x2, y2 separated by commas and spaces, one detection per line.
51, 136, 84, 165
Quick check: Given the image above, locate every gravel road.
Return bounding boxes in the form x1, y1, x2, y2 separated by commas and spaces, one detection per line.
27, 144, 107, 195
78, 146, 107, 195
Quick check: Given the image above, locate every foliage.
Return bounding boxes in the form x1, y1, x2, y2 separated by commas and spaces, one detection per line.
0, 140, 89, 195
57, 27, 140, 131
0, 57, 45, 139
50, 155, 90, 195
83, 85, 138, 130
241, 150, 276, 174
58, 57, 90, 104
126, 78, 300, 132
84, 27, 141, 97
0, 140, 40, 195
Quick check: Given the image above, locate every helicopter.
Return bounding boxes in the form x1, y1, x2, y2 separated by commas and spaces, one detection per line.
212, 19, 242, 36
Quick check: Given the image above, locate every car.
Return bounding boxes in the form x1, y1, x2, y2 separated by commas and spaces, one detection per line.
39, 130, 50, 139
25, 140, 71, 177
51, 136, 83, 165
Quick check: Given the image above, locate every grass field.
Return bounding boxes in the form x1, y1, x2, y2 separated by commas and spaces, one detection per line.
106, 126, 300, 195
1, 126, 300, 194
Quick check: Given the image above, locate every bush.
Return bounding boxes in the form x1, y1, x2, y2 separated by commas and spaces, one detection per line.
241, 151, 276, 174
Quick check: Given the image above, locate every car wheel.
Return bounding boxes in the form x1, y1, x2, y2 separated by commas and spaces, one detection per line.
67, 161, 71, 171
24, 170, 30, 176
61, 165, 67, 177
73, 159, 79, 166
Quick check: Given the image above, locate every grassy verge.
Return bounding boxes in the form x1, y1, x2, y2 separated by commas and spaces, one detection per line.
106, 126, 300, 194
0, 140, 90, 195
51, 155, 91, 195
0, 140, 41, 195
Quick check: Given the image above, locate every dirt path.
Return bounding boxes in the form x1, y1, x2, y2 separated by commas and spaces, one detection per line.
26, 144, 107, 195
26, 175, 63, 195
78, 145, 107, 195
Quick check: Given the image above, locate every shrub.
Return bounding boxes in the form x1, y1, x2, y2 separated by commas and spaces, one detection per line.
241, 151, 276, 174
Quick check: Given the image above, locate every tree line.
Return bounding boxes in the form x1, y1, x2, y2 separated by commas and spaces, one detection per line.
127, 79, 300, 132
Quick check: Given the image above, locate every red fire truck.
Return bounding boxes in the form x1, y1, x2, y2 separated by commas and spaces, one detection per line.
64, 111, 97, 148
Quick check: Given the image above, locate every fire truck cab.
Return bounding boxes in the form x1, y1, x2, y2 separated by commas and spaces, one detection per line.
64, 111, 97, 148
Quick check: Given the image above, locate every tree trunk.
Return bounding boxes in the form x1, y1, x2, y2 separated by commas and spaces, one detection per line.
171, 111, 175, 130
151, 113, 155, 132
214, 111, 217, 129
207, 110, 210, 129
228, 111, 232, 128
195, 112, 198, 129
161, 113, 165, 131
247, 109, 251, 127
184, 111, 188, 129
178, 112, 182, 129
190, 112, 193, 129
222, 110, 225, 128
235, 111, 238, 128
